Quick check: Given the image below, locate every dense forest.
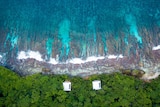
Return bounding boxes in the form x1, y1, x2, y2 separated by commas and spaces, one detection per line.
0, 66, 160, 107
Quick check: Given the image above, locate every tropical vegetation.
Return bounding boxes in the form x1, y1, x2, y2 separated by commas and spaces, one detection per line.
0, 66, 160, 107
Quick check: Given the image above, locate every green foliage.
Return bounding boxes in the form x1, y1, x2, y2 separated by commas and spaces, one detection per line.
145, 77, 160, 106
0, 66, 160, 106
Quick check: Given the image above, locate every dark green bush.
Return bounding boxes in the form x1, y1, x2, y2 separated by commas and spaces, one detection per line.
0, 66, 159, 106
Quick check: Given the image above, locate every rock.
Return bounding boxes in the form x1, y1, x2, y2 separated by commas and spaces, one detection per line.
141, 72, 160, 80
131, 69, 145, 78
120, 69, 145, 78
42, 68, 51, 73
121, 69, 132, 75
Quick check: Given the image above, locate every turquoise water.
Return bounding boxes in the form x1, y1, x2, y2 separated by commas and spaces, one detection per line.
0, 0, 159, 61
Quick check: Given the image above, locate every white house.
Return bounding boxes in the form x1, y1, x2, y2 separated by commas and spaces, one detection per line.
92, 80, 101, 90
63, 81, 71, 91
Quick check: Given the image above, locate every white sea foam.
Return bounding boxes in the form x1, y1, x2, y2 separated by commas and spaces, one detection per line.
17, 51, 28, 59
85, 56, 105, 62
108, 54, 124, 59
68, 56, 105, 64
0, 54, 2, 61
152, 45, 160, 50
48, 58, 58, 65
17, 50, 124, 65
69, 58, 85, 64
118, 54, 124, 58
17, 50, 43, 61
108, 55, 117, 59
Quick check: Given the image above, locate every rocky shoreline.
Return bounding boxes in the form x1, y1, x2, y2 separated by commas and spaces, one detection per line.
1, 49, 159, 81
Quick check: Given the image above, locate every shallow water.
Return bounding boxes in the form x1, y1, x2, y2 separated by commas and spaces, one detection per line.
0, 0, 160, 61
